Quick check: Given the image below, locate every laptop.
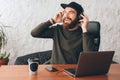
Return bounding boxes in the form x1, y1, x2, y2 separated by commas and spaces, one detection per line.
64, 51, 115, 77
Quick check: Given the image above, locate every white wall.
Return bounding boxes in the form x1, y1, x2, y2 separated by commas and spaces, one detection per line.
0, 0, 120, 64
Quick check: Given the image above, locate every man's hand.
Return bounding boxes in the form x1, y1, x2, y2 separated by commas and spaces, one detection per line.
50, 12, 63, 24
79, 14, 89, 33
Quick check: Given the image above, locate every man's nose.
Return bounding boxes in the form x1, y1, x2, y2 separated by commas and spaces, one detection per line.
63, 12, 69, 17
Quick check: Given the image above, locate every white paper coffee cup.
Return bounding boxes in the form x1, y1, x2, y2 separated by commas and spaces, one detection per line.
28, 58, 39, 75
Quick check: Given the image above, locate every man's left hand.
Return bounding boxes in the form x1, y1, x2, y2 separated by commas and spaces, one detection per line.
79, 14, 89, 33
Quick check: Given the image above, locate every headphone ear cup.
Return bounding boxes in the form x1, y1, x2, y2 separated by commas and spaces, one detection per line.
78, 15, 83, 20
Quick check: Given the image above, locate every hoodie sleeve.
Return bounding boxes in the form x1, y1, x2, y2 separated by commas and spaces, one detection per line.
82, 32, 96, 51
31, 20, 54, 38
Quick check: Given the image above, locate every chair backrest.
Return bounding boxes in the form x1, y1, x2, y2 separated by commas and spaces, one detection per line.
87, 21, 100, 51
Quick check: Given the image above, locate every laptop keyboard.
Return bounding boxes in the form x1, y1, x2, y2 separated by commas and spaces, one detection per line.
64, 68, 76, 74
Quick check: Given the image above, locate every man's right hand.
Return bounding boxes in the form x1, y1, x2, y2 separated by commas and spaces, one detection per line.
50, 12, 63, 24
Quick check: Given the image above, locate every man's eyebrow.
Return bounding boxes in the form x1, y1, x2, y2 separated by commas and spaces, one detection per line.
69, 10, 76, 13
63, 9, 76, 14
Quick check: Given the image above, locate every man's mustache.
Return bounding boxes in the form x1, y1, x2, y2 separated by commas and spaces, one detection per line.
63, 17, 72, 21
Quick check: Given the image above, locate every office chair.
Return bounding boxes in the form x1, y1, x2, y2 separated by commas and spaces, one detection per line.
15, 21, 101, 65
87, 21, 100, 51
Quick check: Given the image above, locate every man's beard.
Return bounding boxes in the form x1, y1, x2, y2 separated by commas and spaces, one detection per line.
62, 17, 78, 29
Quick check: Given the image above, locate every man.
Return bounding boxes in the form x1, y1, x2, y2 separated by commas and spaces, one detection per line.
31, 2, 95, 64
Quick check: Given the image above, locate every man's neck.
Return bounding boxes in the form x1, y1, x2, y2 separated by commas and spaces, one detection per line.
68, 25, 79, 31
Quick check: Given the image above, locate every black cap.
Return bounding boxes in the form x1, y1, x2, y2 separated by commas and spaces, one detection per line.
61, 2, 84, 15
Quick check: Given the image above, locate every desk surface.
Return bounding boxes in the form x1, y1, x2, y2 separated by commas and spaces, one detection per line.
0, 64, 120, 80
